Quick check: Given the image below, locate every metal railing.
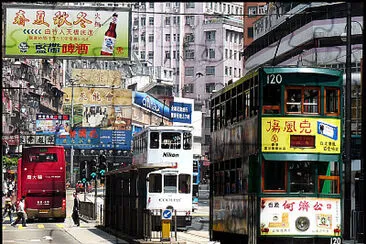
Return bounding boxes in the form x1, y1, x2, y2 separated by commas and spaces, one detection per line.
142, 209, 178, 242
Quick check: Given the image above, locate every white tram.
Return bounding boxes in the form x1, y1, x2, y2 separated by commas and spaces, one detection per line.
132, 125, 194, 228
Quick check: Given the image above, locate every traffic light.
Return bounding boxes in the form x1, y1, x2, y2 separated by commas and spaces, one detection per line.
80, 160, 87, 183
90, 159, 97, 179
99, 154, 107, 177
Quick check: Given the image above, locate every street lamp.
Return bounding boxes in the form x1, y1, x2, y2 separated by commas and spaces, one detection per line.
67, 78, 78, 187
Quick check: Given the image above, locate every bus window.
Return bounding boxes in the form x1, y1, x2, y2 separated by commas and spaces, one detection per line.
164, 174, 177, 193
325, 88, 340, 115
149, 173, 162, 193
28, 153, 57, 162
150, 132, 159, 149
289, 161, 314, 193
179, 174, 191, 193
263, 161, 285, 191
262, 85, 281, 114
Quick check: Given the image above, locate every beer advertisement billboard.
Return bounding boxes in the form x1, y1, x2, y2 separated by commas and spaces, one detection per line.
4, 5, 131, 59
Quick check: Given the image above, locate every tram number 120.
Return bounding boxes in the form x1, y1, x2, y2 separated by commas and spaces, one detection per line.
330, 237, 341, 244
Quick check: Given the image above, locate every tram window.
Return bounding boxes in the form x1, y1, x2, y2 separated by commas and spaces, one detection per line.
289, 161, 314, 193
183, 132, 192, 150
164, 174, 177, 193
149, 173, 162, 193
263, 161, 285, 191
303, 89, 319, 113
150, 132, 159, 149
262, 85, 281, 114
286, 89, 301, 113
325, 88, 340, 115
162, 132, 181, 149
318, 161, 340, 194
179, 174, 191, 193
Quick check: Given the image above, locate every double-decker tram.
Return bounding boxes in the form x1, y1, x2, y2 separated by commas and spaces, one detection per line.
209, 66, 343, 244
133, 125, 194, 229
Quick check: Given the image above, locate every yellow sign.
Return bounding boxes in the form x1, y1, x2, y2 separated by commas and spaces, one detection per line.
63, 87, 132, 106
71, 69, 121, 86
261, 117, 341, 153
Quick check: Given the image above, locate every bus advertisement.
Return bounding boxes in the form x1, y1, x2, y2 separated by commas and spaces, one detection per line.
209, 66, 343, 244
17, 146, 67, 221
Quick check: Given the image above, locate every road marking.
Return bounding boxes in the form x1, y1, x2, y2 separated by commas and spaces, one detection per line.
37, 224, 44, 228
30, 239, 41, 242
56, 223, 64, 228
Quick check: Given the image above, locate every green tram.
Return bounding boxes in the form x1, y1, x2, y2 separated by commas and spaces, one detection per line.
209, 66, 343, 244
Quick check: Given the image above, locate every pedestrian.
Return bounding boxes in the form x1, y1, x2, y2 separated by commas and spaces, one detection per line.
2, 196, 14, 223
11, 196, 27, 227
2, 180, 8, 197
7, 180, 14, 197
72, 192, 80, 226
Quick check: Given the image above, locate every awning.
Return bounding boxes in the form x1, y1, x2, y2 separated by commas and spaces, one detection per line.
262, 153, 341, 162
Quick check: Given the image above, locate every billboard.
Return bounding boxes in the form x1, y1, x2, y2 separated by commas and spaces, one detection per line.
35, 114, 70, 135
71, 68, 121, 86
170, 102, 192, 124
261, 117, 341, 153
55, 127, 100, 149
4, 5, 131, 59
133, 91, 170, 118
260, 197, 341, 236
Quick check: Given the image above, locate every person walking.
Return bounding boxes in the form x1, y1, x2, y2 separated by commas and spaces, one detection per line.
7, 180, 14, 197
2, 196, 14, 223
72, 192, 80, 226
11, 196, 27, 227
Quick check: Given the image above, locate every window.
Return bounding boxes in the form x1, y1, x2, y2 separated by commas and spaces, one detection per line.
186, 2, 194, 8
263, 161, 286, 191
325, 88, 340, 115
183, 132, 192, 150
225, 66, 228, 75
149, 173, 162, 193
165, 34, 171, 42
173, 51, 176, 59
248, 6, 257, 16
289, 161, 314, 193
206, 31, 216, 41
179, 174, 191, 193
206, 83, 215, 93
247, 27, 254, 38
206, 66, 215, 75
185, 67, 194, 76
208, 48, 215, 59
149, 17, 154, 26
150, 132, 159, 149
141, 33, 146, 42
286, 87, 320, 114
262, 85, 281, 114
185, 33, 195, 42
185, 83, 194, 93
225, 49, 228, 59
165, 51, 171, 59
185, 49, 195, 59
185, 16, 195, 26
149, 2, 154, 8
140, 51, 145, 60
165, 17, 171, 25
161, 132, 181, 149
148, 34, 154, 42
164, 174, 177, 193
148, 51, 154, 59
141, 17, 146, 26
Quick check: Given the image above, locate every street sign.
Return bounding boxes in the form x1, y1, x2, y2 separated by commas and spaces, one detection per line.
162, 209, 172, 220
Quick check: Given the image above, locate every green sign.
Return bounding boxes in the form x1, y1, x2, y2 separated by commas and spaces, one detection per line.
4, 5, 131, 59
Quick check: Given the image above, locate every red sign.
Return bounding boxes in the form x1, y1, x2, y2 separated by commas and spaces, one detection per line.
290, 135, 315, 148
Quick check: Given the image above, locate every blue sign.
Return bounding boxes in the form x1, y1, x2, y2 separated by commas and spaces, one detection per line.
133, 91, 170, 118
55, 127, 100, 149
162, 209, 172, 220
170, 102, 192, 124
99, 130, 132, 150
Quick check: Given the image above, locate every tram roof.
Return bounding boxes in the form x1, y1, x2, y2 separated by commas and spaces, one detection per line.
105, 163, 178, 176
135, 125, 194, 134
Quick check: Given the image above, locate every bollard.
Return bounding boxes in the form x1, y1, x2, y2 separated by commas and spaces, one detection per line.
161, 209, 172, 241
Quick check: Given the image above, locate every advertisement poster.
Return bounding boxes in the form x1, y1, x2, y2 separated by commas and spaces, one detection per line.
261, 117, 341, 153
170, 102, 192, 124
35, 114, 70, 135
260, 197, 341, 236
100, 130, 132, 150
4, 5, 131, 59
55, 127, 100, 149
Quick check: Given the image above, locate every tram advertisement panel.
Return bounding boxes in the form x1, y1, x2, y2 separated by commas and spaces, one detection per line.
261, 118, 341, 153
212, 196, 248, 234
260, 197, 341, 236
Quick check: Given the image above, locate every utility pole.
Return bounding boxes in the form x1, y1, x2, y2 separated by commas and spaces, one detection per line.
343, 2, 352, 240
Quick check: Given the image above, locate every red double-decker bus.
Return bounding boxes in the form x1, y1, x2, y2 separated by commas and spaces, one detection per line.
17, 146, 67, 222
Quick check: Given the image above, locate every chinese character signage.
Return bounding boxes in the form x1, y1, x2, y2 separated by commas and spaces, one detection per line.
71, 69, 121, 87
55, 127, 100, 149
260, 197, 341, 236
36, 114, 70, 135
4, 5, 131, 59
261, 118, 341, 153
170, 102, 192, 124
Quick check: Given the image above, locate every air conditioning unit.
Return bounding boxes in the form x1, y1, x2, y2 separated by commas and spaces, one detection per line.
11, 112, 16, 117
133, 26, 138, 30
